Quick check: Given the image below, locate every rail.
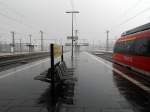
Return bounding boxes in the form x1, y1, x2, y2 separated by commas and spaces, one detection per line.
0, 52, 49, 67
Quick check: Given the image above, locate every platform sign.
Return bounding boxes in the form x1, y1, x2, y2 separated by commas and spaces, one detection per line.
67, 36, 78, 40
53, 44, 61, 58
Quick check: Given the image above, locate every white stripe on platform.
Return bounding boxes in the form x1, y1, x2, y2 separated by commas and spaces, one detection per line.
85, 52, 150, 93
0, 58, 49, 79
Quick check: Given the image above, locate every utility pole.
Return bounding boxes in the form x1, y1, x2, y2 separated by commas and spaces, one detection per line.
19, 39, 22, 53
106, 30, 109, 51
29, 34, 32, 53
66, 11, 80, 59
74, 30, 78, 52
40, 31, 44, 52
11, 32, 15, 54
75, 30, 78, 37
93, 40, 94, 50
72, 13, 73, 56
75, 30, 78, 45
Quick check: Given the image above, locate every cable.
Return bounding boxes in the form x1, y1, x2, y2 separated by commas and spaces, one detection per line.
120, 0, 143, 17
119, 7, 150, 25
111, 6, 150, 30
0, 13, 35, 32
0, 11, 22, 24
0, 1, 25, 18
0, 10, 39, 32
0, 1, 44, 32
69, 0, 79, 32
0, 10, 43, 33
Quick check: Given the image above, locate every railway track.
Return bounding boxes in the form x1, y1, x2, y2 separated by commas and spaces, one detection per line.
0, 52, 49, 70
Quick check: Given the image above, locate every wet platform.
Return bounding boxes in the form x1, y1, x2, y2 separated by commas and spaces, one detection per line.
0, 51, 149, 112
59, 52, 135, 112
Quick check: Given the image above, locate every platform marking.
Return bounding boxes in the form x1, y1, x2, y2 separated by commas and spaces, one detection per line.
0, 58, 49, 79
85, 52, 150, 93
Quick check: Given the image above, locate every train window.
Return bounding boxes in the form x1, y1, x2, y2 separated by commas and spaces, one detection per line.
114, 39, 135, 54
114, 42, 123, 53
134, 37, 150, 56
113, 43, 118, 52
125, 39, 135, 54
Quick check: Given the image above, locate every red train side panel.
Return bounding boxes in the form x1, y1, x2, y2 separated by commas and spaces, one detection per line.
113, 29, 150, 76
113, 53, 150, 74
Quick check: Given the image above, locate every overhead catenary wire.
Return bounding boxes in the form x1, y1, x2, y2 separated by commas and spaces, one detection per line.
0, 1, 25, 18
0, 1, 48, 46
69, 0, 79, 33
120, 0, 143, 17
119, 6, 150, 26
0, 11, 22, 24
0, 2, 46, 42
0, 1, 44, 32
111, 6, 150, 30
0, 10, 41, 32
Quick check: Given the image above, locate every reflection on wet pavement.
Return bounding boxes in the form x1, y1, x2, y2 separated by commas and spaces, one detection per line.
113, 64, 150, 112
56, 52, 134, 112
0, 52, 150, 112
37, 54, 77, 112
37, 77, 76, 112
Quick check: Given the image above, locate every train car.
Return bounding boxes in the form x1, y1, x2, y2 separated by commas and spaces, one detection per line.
113, 23, 150, 76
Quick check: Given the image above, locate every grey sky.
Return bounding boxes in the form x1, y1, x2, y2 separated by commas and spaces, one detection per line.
0, 0, 150, 45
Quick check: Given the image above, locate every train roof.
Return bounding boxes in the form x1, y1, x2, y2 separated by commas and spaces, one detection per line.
121, 22, 150, 36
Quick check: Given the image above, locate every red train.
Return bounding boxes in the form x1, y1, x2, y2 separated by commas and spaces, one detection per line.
112, 23, 150, 76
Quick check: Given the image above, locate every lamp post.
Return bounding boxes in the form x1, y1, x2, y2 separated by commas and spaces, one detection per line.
40, 30, 44, 51
106, 30, 109, 51
66, 11, 79, 59
11, 32, 15, 54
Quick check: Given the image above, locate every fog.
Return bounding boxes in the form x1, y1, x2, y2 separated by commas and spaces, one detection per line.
0, 0, 150, 45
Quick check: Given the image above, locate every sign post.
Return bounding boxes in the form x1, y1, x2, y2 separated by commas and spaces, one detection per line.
67, 36, 78, 41
61, 45, 64, 62
50, 44, 55, 109
50, 43, 61, 110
